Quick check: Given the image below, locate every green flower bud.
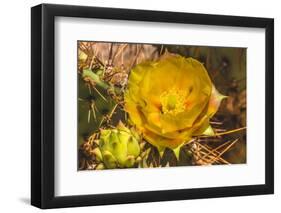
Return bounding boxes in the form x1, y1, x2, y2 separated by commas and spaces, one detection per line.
97, 121, 141, 169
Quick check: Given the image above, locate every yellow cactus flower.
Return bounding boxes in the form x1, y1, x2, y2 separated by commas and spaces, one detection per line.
124, 54, 226, 155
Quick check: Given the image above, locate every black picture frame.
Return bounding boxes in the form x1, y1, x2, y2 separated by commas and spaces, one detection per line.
31, 3, 274, 209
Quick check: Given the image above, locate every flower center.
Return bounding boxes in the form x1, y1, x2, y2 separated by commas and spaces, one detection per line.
160, 88, 187, 115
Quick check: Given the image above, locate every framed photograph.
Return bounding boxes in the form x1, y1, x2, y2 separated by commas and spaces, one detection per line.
31, 3, 274, 209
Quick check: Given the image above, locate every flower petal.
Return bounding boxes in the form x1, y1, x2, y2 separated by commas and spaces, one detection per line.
143, 128, 191, 150
207, 85, 227, 118
172, 146, 181, 160
202, 125, 215, 136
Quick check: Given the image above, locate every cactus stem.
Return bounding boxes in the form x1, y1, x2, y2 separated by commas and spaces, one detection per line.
93, 86, 108, 102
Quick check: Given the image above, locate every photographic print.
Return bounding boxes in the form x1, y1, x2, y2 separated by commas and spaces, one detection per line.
78, 41, 247, 170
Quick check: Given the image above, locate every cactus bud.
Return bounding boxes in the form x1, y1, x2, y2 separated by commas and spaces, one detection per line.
96, 121, 141, 169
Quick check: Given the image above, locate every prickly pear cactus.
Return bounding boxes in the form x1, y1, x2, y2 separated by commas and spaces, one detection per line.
95, 121, 141, 169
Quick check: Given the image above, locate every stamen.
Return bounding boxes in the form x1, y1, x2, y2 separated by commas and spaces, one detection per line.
160, 88, 188, 115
